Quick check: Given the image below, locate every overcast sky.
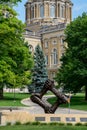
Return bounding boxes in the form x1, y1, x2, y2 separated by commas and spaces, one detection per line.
14, 0, 87, 23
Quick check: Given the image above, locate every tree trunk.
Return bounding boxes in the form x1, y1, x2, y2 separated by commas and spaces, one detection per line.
85, 86, 87, 101
0, 87, 3, 99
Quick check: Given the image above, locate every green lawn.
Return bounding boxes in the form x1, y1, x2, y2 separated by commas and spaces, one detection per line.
0, 93, 30, 107
48, 93, 87, 111
0, 125, 87, 130
0, 93, 87, 111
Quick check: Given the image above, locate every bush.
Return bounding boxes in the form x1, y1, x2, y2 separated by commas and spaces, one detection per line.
15, 121, 21, 125
40, 123, 48, 125
49, 122, 58, 125
75, 123, 83, 126
6, 122, 11, 126
58, 123, 65, 126
24, 122, 31, 125
31, 121, 40, 125
83, 123, 87, 126
66, 123, 73, 126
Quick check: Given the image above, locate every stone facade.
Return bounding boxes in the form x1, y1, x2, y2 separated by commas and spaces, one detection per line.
25, 0, 73, 25
24, 0, 73, 79
1, 111, 87, 125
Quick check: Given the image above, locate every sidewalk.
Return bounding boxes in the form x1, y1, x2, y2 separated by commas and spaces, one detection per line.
21, 95, 87, 114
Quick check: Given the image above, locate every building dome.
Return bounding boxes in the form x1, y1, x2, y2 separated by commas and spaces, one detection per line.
25, 0, 73, 25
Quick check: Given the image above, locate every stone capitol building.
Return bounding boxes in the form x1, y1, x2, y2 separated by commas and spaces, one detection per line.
24, 0, 73, 79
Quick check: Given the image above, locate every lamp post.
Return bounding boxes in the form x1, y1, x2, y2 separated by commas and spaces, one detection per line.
68, 92, 71, 114
13, 79, 16, 102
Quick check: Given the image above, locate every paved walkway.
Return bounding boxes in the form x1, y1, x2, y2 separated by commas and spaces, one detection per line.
21, 95, 87, 114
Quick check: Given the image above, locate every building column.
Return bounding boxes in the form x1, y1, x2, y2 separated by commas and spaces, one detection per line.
45, 3, 49, 18
67, 4, 70, 19
25, 3, 31, 24
65, 3, 67, 19
34, 3, 35, 18
65, 3, 69, 19
38, 4, 40, 18
55, 2, 57, 18
58, 3, 60, 17
56, 3, 58, 17
69, 6, 72, 21
48, 39, 51, 68
57, 36, 61, 64
36, 3, 38, 18
44, 2, 47, 18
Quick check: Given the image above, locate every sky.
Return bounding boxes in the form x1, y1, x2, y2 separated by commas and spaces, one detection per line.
14, 0, 87, 23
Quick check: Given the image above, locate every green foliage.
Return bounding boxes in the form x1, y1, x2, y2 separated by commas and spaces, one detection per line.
48, 122, 59, 125
55, 13, 87, 100
48, 93, 87, 111
1, 124, 87, 130
30, 44, 48, 93
24, 122, 31, 125
57, 123, 65, 126
6, 122, 12, 126
75, 123, 83, 126
0, 0, 22, 5
83, 123, 87, 126
66, 123, 73, 126
15, 121, 21, 125
31, 122, 40, 125
0, 5, 33, 98
0, 93, 30, 106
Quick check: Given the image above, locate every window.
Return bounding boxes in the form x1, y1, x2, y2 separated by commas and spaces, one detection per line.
52, 40, 56, 44
50, 5, 55, 18
51, 72, 55, 79
45, 55, 48, 65
40, 5, 44, 18
29, 44, 33, 52
61, 38, 64, 44
51, 49, 58, 65
45, 41, 48, 48
60, 5, 65, 18
31, 6, 34, 18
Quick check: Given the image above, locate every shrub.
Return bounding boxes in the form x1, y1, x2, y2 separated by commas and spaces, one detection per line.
6, 122, 11, 126
24, 122, 31, 125
58, 123, 65, 126
31, 121, 40, 125
15, 121, 21, 125
83, 123, 87, 126
66, 123, 73, 126
75, 123, 82, 126
49, 122, 58, 125
40, 123, 48, 125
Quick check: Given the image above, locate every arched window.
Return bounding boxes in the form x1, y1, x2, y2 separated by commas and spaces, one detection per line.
40, 5, 44, 18
31, 6, 34, 18
45, 41, 48, 48
51, 49, 58, 65
29, 44, 34, 52
60, 5, 65, 18
45, 55, 48, 65
50, 5, 55, 18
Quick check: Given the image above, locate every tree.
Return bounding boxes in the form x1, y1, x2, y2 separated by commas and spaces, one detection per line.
55, 13, 87, 100
0, 4, 33, 99
30, 44, 48, 93
0, 0, 22, 4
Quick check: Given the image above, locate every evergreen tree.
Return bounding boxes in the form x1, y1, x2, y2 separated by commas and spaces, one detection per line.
31, 44, 48, 93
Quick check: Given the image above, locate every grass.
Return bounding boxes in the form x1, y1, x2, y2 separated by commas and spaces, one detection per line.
0, 125, 87, 130
0, 92, 87, 111
48, 93, 87, 111
0, 93, 30, 107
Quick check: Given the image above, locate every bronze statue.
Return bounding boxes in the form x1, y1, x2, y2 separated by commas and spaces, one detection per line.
30, 79, 69, 113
